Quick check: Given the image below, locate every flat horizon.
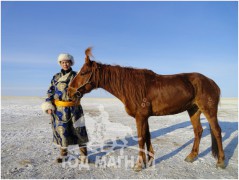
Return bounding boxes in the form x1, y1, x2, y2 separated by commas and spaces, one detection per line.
1, 96, 238, 99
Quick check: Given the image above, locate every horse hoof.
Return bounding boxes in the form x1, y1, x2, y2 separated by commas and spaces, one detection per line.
132, 164, 143, 172
55, 158, 63, 163
184, 156, 195, 163
148, 158, 154, 167
78, 156, 88, 164
55, 156, 68, 163
216, 162, 225, 169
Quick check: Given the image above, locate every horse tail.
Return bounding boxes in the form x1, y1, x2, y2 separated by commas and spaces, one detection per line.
85, 47, 93, 62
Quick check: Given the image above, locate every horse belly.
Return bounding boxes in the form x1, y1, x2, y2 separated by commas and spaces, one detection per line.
152, 101, 191, 115
150, 84, 194, 115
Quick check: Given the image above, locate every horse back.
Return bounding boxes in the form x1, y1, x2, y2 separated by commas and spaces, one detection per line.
148, 72, 219, 116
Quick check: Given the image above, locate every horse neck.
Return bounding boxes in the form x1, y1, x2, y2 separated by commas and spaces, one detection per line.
97, 64, 126, 102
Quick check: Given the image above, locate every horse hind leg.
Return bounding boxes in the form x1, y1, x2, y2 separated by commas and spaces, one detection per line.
185, 105, 203, 163
197, 98, 225, 168
202, 110, 225, 168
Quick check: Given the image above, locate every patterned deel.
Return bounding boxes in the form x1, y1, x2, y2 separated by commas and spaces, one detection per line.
45, 70, 89, 147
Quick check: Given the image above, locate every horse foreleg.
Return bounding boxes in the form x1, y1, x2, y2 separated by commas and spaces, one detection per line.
145, 120, 154, 167
133, 115, 148, 172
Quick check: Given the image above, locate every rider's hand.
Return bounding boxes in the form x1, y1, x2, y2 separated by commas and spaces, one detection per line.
47, 109, 52, 114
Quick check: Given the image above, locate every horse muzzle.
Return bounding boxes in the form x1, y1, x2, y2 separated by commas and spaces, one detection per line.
68, 86, 84, 100
67, 87, 77, 99
74, 90, 83, 99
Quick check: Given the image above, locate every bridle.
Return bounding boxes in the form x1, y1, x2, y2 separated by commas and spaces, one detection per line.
72, 71, 93, 99
69, 62, 101, 100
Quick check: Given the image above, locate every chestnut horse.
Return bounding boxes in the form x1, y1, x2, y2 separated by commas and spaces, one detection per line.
68, 47, 225, 171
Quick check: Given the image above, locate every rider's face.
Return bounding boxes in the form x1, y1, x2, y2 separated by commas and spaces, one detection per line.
60, 60, 71, 71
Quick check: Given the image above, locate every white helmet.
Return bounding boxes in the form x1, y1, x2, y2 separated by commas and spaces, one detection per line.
57, 53, 74, 66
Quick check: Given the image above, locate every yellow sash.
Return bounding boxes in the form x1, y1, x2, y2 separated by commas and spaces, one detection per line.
53, 100, 80, 107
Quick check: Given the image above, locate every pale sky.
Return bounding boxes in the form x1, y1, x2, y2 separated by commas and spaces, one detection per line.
1, 1, 238, 97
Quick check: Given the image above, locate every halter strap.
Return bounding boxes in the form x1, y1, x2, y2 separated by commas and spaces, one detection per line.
76, 71, 93, 91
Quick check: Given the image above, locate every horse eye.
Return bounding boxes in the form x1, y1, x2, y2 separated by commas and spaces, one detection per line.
80, 72, 86, 76
80, 71, 89, 76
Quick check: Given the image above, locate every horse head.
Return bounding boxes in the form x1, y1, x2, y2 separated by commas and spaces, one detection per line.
68, 47, 100, 100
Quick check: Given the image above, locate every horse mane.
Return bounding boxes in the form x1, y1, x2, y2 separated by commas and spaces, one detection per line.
85, 47, 157, 104
95, 61, 157, 104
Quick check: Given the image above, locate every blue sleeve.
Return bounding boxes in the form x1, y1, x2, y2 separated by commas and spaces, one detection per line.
45, 76, 56, 102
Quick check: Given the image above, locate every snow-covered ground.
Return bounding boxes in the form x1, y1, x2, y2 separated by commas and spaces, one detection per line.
1, 97, 238, 179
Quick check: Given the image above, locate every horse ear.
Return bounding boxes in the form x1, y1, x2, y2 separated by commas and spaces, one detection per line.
85, 47, 93, 64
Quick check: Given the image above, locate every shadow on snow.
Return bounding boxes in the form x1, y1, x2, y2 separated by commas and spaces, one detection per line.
88, 119, 238, 168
